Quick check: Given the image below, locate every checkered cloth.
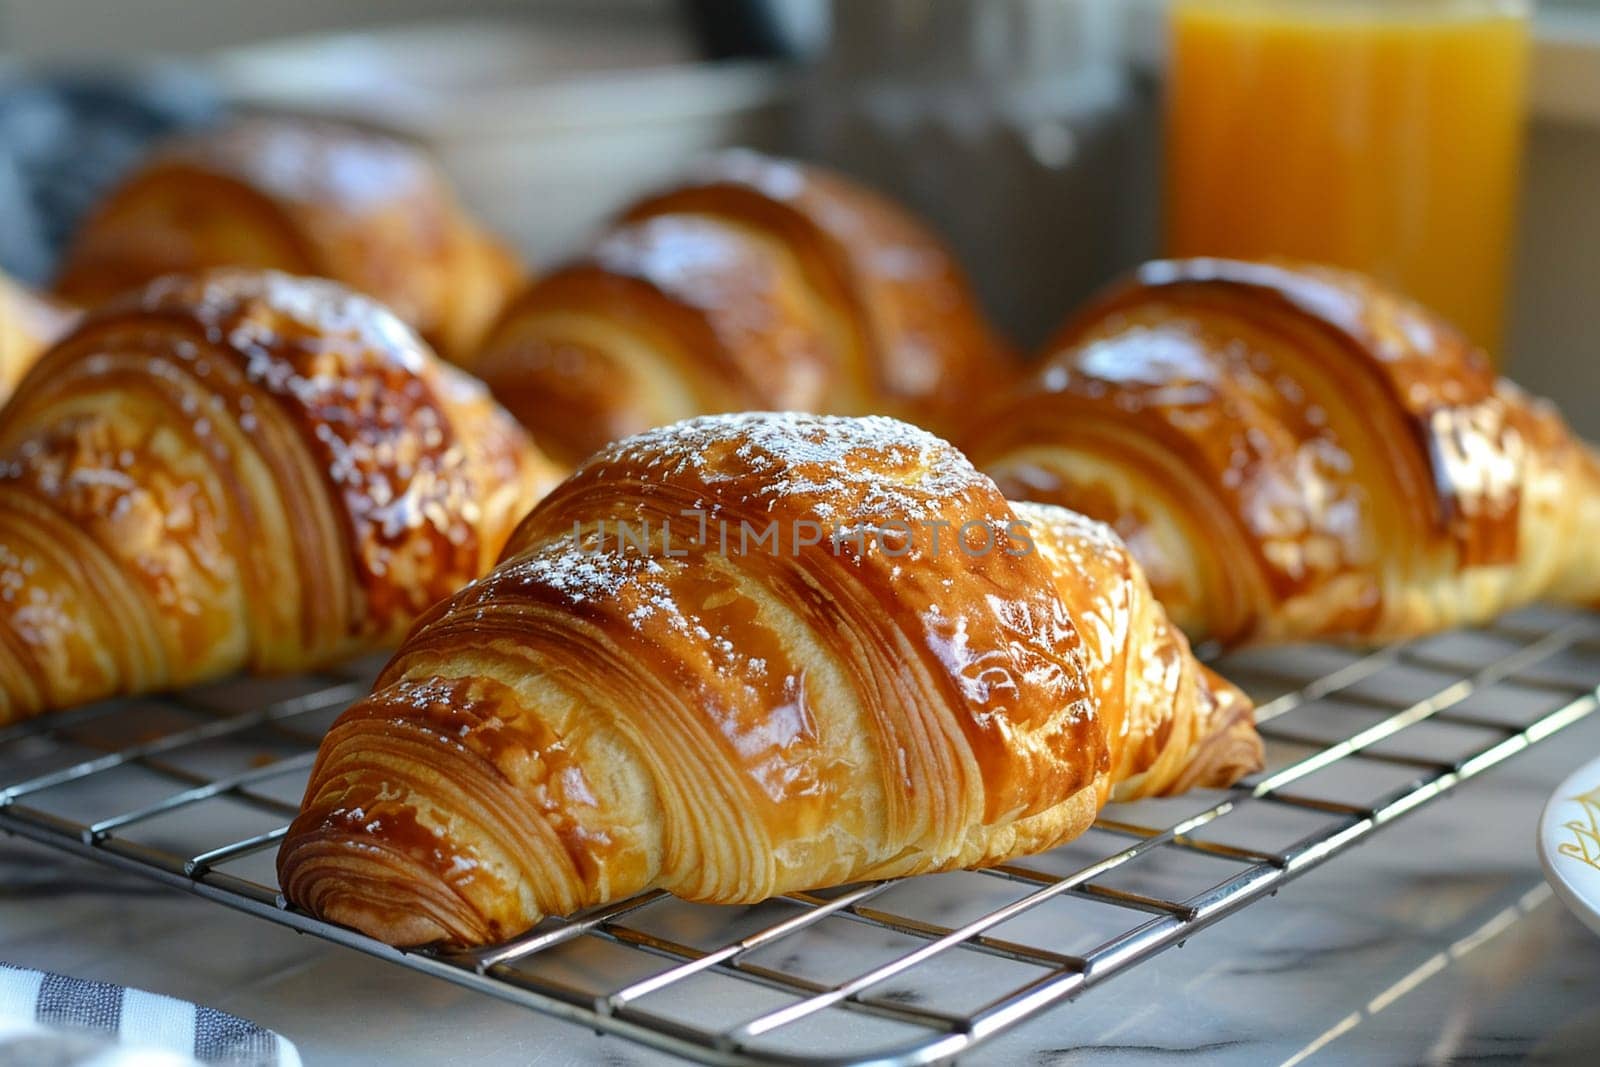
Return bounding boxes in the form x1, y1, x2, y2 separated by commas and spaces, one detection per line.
0, 963, 299, 1066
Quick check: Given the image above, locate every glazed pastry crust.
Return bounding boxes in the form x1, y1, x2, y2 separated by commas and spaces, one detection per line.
966, 258, 1600, 646
279, 412, 1258, 947
472, 151, 1015, 466
0, 269, 559, 722
0, 273, 76, 403
53, 117, 522, 362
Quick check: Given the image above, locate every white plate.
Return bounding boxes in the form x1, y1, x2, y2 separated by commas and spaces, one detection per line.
1539, 753, 1600, 937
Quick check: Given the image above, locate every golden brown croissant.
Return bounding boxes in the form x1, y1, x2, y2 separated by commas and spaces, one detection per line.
964, 258, 1600, 647
0, 273, 76, 404
279, 411, 1259, 947
470, 150, 1015, 466
0, 270, 560, 723
53, 116, 522, 362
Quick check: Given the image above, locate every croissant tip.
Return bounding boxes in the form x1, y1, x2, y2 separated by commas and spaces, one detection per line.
321, 896, 454, 948
1193, 666, 1265, 786
278, 825, 490, 948
1221, 716, 1266, 782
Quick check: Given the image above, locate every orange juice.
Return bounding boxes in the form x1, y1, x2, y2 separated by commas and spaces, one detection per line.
1166, 0, 1530, 356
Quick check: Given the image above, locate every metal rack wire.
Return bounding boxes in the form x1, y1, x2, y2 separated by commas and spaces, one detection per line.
2, 604, 1598, 1065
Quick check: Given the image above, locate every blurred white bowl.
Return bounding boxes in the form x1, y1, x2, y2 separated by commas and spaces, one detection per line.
207, 19, 795, 262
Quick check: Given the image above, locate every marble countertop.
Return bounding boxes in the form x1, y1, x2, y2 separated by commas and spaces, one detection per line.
3, 713, 1599, 1065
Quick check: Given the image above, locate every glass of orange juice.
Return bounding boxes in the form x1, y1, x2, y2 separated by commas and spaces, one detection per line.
1165, 0, 1531, 357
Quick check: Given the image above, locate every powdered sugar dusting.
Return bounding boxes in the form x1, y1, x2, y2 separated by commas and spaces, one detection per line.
584, 411, 991, 524
488, 522, 792, 699
1012, 500, 1127, 561
501, 529, 671, 607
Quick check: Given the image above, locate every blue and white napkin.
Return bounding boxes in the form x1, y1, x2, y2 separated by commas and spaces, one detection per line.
0, 963, 300, 1066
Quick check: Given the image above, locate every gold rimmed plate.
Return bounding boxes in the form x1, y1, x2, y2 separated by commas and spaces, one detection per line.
1539, 754, 1600, 938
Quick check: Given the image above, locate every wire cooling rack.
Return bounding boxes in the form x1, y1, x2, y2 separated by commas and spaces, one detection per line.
2, 605, 1599, 1065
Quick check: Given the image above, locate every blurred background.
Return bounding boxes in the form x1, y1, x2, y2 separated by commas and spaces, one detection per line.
3, 0, 1600, 426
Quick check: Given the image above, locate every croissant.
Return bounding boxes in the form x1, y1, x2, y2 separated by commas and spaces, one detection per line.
963, 257, 1600, 647
0, 270, 561, 723
470, 150, 1015, 466
53, 116, 522, 362
0, 273, 76, 403
278, 411, 1260, 947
